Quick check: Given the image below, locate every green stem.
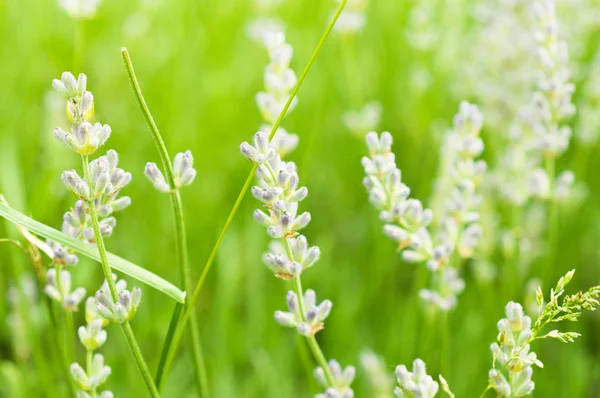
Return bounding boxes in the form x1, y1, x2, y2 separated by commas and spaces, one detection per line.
120, 48, 175, 182
440, 311, 451, 379
543, 156, 558, 287
121, 48, 208, 396
66, 310, 75, 365
152, 0, 348, 387
155, 302, 183, 388
170, 191, 208, 397
81, 155, 160, 398
44, 296, 77, 396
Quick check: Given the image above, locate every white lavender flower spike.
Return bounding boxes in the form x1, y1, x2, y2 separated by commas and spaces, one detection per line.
274, 289, 332, 337
362, 131, 435, 256
394, 359, 439, 398
315, 359, 356, 398
71, 354, 111, 391
488, 302, 539, 397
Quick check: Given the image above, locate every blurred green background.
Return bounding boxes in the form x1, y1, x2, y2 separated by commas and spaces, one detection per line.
1, 0, 600, 397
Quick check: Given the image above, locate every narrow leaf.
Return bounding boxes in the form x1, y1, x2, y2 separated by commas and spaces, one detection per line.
0, 201, 185, 303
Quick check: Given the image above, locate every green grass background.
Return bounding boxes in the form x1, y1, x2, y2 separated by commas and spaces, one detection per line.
1, 0, 599, 397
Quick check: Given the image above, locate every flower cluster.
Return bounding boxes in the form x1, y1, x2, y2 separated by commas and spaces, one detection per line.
50, 71, 143, 396
71, 354, 112, 397
362, 102, 484, 313
343, 101, 383, 138
486, 270, 600, 397
61, 151, 131, 239
529, 0, 575, 159
315, 360, 356, 398
45, 73, 129, 313
488, 302, 538, 397
334, 0, 368, 35
430, 101, 486, 257
70, 274, 142, 397
362, 132, 433, 256
457, 1, 534, 130
144, 150, 197, 193
274, 289, 332, 337
44, 268, 87, 311
93, 277, 142, 324
255, 30, 299, 157
242, 126, 351, 392
394, 359, 439, 398
241, 131, 319, 282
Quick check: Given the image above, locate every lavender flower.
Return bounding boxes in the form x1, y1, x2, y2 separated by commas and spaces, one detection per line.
44, 268, 86, 311
274, 290, 332, 337
394, 359, 439, 398
315, 360, 356, 398
145, 150, 197, 193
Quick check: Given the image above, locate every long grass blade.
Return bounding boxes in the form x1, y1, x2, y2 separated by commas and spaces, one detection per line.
0, 201, 185, 303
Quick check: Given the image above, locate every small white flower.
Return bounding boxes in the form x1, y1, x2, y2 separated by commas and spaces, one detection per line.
394, 359, 439, 398
274, 290, 332, 336
44, 269, 86, 311
71, 354, 111, 390
315, 359, 356, 398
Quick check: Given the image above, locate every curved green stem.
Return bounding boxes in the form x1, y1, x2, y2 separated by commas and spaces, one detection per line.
82, 155, 160, 398
121, 48, 208, 396
120, 49, 174, 183
152, 0, 348, 387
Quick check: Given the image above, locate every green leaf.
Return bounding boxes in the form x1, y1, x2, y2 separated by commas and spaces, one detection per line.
0, 201, 185, 303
